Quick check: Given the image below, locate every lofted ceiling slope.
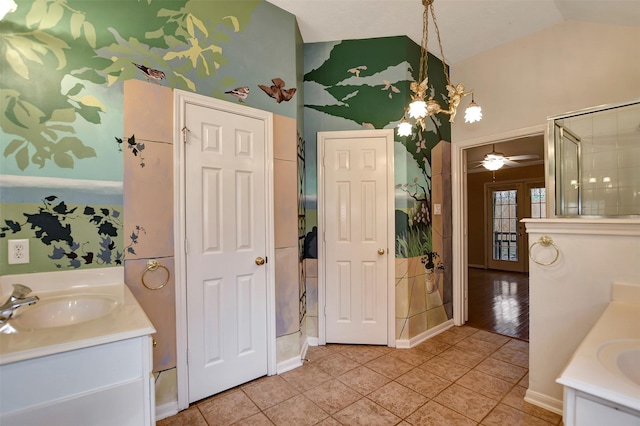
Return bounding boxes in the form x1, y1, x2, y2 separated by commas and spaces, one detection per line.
267, 0, 640, 65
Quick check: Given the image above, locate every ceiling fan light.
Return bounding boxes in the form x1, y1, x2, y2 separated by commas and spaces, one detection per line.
482, 157, 504, 171
465, 101, 482, 123
397, 118, 412, 137
408, 100, 427, 119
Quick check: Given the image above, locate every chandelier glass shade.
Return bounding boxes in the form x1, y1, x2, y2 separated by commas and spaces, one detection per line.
398, 0, 482, 136
397, 117, 413, 137
0, 0, 17, 21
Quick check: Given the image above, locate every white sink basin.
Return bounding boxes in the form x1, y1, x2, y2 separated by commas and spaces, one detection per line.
11, 294, 119, 329
597, 339, 640, 386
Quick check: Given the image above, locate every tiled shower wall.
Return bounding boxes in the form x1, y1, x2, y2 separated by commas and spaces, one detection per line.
561, 104, 640, 216
123, 79, 303, 406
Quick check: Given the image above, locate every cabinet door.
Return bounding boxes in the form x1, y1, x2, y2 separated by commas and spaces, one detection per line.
575, 396, 640, 426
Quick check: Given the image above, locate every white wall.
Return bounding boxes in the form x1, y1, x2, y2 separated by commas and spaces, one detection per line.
450, 20, 640, 142
449, 20, 640, 414
524, 220, 640, 413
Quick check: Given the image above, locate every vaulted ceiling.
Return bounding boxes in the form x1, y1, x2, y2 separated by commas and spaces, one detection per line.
268, 0, 640, 65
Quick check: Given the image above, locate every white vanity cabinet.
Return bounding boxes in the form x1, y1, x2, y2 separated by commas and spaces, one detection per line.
564, 388, 640, 426
0, 335, 155, 426
0, 268, 156, 426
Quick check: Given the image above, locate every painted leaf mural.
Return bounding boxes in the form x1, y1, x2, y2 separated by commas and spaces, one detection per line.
0, 0, 260, 171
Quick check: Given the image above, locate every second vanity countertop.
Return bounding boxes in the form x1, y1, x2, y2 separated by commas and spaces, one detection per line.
0, 267, 155, 365
556, 282, 640, 412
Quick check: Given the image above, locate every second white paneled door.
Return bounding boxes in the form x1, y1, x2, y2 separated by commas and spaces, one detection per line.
319, 129, 394, 345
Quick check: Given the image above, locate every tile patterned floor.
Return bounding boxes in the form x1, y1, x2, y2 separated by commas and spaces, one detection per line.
157, 326, 563, 426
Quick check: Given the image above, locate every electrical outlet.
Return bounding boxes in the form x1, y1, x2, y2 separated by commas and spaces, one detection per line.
8, 239, 29, 265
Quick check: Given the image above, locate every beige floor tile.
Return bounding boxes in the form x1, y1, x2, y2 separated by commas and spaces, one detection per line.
438, 346, 487, 367
481, 403, 557, 426
263, 394, 328, 426
242, 375, 300, 410
491, 346, 529, 368
470, 330, 511, 346
303, 379, 362, 414
198, 389, 260, 426
156, 406, 207, 426
316, 417, 342, 425
396, 367, 452, 398
414, 337, 452, 355
504, 339, 529, 354
333, 398, 401, 426
280, 364, 333, 392
447, 325, 480, 338
312, 352, 360, 377
430, 329, 468, 345
159, 332, 563, 426
501, 386, 563, 425
305, 345, 337, 362
455, 336, 503, 356
388, 347, 436, 366
406, 400, 477, 426
434, 383, 498, 422
367, 381, 428, 418
337, 345, 387, 364
475, 357, 527, 384
232, 412, 275, 425
337, 366, 391, 395
456, 369, 514, 401
365, 354, 415, 379
419, 355, 472, 381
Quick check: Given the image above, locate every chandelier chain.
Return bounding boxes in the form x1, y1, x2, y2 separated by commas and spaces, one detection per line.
418, 4, 429, 84
429, 2, 451, 87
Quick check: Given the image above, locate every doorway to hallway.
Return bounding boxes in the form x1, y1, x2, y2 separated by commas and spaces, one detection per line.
466, 267, 529, 341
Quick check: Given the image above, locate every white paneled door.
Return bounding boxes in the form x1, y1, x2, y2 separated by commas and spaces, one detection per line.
184, 102, 268, 403
320, 130, 393, 345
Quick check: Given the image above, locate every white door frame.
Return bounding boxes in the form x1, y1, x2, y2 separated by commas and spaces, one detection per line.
451, 124, 546, 325
173, 90, 276, 410
317, 129, 396, 346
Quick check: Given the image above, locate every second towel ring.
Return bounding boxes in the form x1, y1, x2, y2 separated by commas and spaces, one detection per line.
142, 260, 170, 290
529, 236, 560, 266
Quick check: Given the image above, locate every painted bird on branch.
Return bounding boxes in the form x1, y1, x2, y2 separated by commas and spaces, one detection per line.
132, 63, 166, 82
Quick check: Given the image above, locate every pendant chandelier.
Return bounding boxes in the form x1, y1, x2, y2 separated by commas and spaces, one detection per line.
397, 0, 482, 137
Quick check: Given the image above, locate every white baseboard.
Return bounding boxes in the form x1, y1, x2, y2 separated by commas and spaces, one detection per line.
156, 401, 179, 421
307, 336, 319, 347
300, 339, 309, 362
395, 319, 454, 348
525, 388, 563, 415
276, 355, 303, 374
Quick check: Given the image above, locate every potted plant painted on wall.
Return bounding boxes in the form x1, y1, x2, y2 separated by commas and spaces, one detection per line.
421, 251, 444, 294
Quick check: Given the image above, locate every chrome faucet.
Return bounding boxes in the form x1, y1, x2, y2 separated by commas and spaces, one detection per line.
0, 284, 39, 323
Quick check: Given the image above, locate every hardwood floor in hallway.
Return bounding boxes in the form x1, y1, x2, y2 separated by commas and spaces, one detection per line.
466, 268, 530, 341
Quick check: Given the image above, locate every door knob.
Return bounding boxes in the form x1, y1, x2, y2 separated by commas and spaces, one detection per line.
378, 248, 385, 255
255, 257, 265, 266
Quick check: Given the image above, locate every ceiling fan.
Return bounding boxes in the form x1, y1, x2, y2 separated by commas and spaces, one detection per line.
472, 144, 540, 171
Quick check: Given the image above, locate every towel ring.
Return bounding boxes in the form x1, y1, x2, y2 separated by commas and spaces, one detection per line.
141, 260, 170, 290
529, 236, 559, 266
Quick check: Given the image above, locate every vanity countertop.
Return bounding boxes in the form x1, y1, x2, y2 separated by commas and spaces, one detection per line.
557, 282, 640, 412
0, 267, 155, 365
